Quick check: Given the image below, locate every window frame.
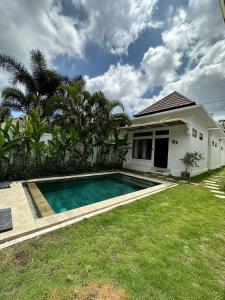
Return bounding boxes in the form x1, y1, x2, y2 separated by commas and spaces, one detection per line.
192, 128, 197, 138
132, 138, 153, 160
155, 130, 169, 136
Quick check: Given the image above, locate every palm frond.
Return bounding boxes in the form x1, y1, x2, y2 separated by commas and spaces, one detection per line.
31, 49, 47, 74
108, 100, 124, 112
1, 86, 36, 113
0, 52, 35, 91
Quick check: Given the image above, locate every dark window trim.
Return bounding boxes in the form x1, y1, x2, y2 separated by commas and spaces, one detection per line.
133, 131, 153, 137
155, 130, 169, 136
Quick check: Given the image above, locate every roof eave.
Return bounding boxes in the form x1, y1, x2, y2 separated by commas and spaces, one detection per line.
134, 103, 196, 118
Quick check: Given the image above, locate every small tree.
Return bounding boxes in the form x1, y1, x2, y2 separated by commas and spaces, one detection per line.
180, 151, 204, 173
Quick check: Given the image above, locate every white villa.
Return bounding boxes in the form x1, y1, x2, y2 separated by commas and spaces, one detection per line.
123, 91, 225, 177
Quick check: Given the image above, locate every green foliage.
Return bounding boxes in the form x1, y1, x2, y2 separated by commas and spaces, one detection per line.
0, 106, 11, 122
0, 49, 131, 180
0, 108, 129, 180
0, 49, 63, 120
180, 151, 204, 172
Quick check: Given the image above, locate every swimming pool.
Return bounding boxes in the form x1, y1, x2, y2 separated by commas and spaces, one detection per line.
36, 173, 158, 214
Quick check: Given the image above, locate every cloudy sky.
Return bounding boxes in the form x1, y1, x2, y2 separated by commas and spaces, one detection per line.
0, 0, 225, 119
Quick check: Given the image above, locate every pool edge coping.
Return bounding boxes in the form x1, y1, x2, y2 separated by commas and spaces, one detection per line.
0, 171, 176, 249
27, 183, 54, 217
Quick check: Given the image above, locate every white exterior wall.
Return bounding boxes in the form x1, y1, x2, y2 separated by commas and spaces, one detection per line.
123, 106, 225, 177
124, 124, 192, 177
167, 124, 191, 177
188, 112, 209, 176
208, 130, 225, 169
220, 139, 225, 166
124, 110, 193, 176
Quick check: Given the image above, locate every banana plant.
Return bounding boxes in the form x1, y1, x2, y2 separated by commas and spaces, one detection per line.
49, 128, 68, 165
69, 127, 80, 165
0, 118, 22, 173
25, 109, 47, 169
110, 131, 130, 164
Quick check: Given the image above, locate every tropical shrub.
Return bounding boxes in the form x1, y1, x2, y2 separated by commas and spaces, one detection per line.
180, 151, 204, 173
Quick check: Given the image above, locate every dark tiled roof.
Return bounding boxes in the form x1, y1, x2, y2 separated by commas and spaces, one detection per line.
134, 91, 196, 117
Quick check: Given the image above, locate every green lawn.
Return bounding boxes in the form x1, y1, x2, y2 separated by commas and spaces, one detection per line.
1, 183, 225, 299
190, 167, 225, 183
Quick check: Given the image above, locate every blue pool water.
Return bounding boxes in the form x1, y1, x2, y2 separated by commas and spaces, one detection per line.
36, 174, 157, 213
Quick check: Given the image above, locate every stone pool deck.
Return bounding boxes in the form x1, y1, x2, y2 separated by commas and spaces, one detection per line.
0, 172, 177, 249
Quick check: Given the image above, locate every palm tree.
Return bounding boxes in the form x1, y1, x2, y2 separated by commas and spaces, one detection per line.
0, 107, 11, 123
89, 91, 130, 162
1, 87, 36, 114
0, 49, 62, 115
90, 91, 130, 134
48, 79, 89, 127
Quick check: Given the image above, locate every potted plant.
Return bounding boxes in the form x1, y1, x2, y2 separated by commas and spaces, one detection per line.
180, 151, 204, 179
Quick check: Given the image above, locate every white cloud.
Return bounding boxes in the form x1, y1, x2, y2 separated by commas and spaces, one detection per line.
0, 0, 87, 96
0, 71, 10, 91
85, 63, 150, 114
72, 0, 160, 54
0, 0, 86, 62
152, 63, 225, 115
141, 46, 181, 86
0, 0, 160, 96
1, 0, 225, 120
85, 0, 225, 120
162, 0, 225, 59
148, 0, 225, 119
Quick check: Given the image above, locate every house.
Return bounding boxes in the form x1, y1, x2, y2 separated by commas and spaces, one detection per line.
122, 91, 225, 177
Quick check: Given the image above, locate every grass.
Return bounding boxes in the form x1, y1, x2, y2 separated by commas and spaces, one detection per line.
190, 167, 225, 183
1, 180, 225, 299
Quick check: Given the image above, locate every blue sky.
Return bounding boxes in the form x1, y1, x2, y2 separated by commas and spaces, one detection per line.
0, 0, 225, 119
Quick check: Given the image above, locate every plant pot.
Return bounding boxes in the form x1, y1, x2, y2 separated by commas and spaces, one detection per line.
181, 171, 190, 179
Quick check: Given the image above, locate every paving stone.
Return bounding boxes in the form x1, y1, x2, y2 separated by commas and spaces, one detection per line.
210, 190, 224, 194
204, 183, 220, 187
204, 185, 220, 189
215, 195, 225, 199
204, 180, 218, 183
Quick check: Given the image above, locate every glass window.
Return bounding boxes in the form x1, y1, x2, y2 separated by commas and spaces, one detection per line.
155, 130, 169, 135
192, 128, 197, 138
132, 139, 152, 160
199, 132, 203, 140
